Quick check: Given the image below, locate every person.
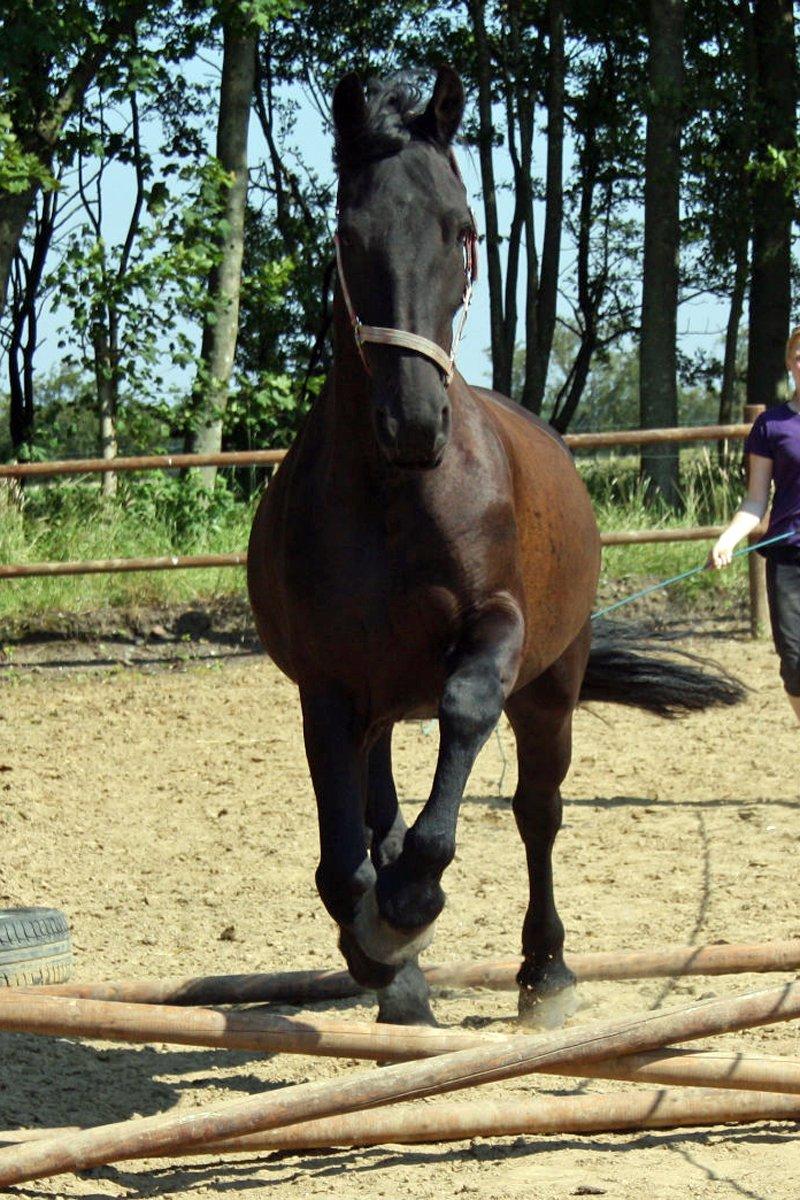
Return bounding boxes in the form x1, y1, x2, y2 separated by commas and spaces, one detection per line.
709, 325, 800, 725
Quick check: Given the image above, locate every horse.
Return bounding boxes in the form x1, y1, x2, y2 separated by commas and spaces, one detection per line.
247, 66, 743, 1028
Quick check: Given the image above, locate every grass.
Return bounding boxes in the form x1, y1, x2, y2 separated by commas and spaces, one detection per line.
0, 474, 256, 624
0, 449, 751, 627
580, 448, 750, 614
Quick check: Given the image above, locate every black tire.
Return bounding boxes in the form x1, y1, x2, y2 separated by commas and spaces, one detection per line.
0, 907, 73, 987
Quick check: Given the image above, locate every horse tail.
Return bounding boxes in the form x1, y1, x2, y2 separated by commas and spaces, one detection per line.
579, 620, 747, 717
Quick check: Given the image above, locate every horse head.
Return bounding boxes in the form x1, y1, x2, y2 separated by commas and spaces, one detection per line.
332, 67, 476, 470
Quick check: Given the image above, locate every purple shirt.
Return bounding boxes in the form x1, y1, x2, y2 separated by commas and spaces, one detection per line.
745, 403, 800, 548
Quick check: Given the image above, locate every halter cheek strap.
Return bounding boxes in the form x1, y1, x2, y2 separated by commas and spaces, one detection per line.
334, 155, 478, 388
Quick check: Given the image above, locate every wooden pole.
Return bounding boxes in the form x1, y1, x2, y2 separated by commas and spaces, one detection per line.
7, 993, 800, 1096
744, 403, 768, 638
35, 938, 800, 1006
0, 553, 247, 579
4, 1086, 800, 1157
0, 528, 733, 580
2, 981, 800, 1186
0, 423, 754, 479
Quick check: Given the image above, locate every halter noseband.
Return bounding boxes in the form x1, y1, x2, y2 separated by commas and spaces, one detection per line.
334, 152, 478, 388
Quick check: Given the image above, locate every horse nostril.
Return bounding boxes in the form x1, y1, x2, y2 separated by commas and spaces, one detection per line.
375, 408, 400, 448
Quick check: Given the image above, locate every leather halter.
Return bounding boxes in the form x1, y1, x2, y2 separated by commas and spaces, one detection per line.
334, 152, 478, 388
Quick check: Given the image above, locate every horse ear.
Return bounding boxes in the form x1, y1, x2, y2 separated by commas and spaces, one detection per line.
332, 72, 366, 143
416, 65, 465, 147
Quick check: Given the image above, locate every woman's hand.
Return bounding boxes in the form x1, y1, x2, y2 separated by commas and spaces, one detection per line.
708, 533, 738, 569
707, 456, 772, 570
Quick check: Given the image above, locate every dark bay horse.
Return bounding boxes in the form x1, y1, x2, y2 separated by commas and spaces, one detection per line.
248, 67, 743, 1027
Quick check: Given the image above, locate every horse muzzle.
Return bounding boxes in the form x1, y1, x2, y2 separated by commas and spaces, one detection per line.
374, 403, 450, 470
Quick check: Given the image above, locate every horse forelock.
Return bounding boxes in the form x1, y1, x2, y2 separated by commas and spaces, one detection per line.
333, 73, 447, 170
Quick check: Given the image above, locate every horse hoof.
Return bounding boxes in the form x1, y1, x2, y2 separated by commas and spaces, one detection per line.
517, 982, 579, 1029
338, 927, 398, 989
352, 886, 436, 966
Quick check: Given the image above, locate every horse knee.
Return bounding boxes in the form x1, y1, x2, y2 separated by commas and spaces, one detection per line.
403, 825, 456, 874
440, 668, 504, 745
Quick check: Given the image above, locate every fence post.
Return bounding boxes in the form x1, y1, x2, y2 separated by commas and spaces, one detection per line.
743, 404, 768, 639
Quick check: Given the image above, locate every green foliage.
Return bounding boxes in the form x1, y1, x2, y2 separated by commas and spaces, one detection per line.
224, 371, 315, 449
579, 448, 749, 610
49, 156, 233, 417
522, 332, 730, 432
0, 472, 257, 618
0, 113, 58, 195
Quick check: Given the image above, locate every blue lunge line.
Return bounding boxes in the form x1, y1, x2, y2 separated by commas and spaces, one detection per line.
591, 529, 795, 621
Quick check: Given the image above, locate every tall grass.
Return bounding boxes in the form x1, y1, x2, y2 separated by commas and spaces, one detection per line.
0, 448, 750, 625
0, 474, 257, 624
579, 448, 749, 611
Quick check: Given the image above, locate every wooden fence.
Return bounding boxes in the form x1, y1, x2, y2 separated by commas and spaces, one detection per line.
0, 410, 768, 634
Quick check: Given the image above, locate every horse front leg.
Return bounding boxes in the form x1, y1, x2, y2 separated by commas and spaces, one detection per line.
366, 729, 436, 1026
300, 688, 397, 990
353, 601, 524, 967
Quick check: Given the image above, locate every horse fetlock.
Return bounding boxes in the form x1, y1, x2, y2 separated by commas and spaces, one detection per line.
352, 885, 437, 966
402, 827, 455, 875
376, 866, 446, 933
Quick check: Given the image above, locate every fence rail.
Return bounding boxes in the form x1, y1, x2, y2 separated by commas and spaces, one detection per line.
0, 416, 765, 635
0, 422, 752, 480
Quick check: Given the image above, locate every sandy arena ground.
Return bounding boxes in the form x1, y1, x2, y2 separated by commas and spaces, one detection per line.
0, 617, 798, 1198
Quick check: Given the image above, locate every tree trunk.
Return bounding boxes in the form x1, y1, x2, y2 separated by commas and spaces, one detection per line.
527, 0, 565, 414
186, 24, 257, 488
468, 0, 507, 393
718, 234, 748, 466
7, 191, 57, 458
92, 318, 118, 498
639, 0, 684, 508
746, 0, 796, 411
0, 187, 38, 327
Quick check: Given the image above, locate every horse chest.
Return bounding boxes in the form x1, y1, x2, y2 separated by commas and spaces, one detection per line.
285, 504, 489, 698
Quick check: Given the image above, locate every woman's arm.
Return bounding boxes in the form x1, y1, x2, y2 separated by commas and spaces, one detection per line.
708, 454, 773, 568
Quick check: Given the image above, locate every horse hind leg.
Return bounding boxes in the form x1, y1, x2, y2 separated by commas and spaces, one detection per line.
505, 624, 590, 1028
365, 729, 436, 1027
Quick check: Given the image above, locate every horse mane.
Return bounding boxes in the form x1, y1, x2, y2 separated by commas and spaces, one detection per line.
333, 74, 439, 169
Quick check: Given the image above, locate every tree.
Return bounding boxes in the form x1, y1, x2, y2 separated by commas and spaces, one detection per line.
682, 0, 755, 460
0, 0, 155, 322
184, 10, 258, 485
639, 0, 684, 506
463, 0, 564, 408
548, 7, 643, 431
746, 0, 796, 410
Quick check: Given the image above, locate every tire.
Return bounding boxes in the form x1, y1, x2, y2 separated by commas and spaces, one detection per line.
0, 907, 73, 987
